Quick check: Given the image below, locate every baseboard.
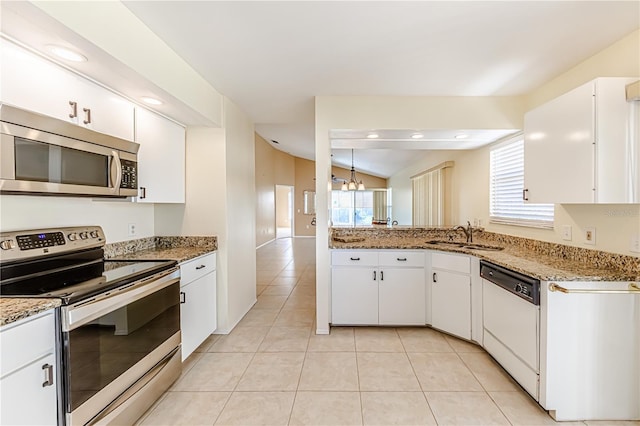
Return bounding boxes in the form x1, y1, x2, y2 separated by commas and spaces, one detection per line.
315, 327, 330, 335
213, 297, 257, 334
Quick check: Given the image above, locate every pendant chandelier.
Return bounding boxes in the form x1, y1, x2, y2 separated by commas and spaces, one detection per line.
341, 149, 365, 191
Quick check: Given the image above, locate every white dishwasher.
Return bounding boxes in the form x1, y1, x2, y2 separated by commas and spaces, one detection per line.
481, 261, 540, 400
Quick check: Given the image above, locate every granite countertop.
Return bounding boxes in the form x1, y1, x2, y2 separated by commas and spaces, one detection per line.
0, 298, 61, 327
330, 236, 639, 282
111, 246, 215, 263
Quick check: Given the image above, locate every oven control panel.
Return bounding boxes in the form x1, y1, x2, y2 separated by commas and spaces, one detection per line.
0, 226, 105, 262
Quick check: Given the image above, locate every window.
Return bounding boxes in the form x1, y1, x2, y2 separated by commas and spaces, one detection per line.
490, 137, 554, 228
331, 190, 390, 226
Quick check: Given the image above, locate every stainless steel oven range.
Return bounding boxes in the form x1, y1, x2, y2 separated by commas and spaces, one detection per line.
0, 226, 181, 425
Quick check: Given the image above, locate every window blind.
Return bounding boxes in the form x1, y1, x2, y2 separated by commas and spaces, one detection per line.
490, 138, 554, 228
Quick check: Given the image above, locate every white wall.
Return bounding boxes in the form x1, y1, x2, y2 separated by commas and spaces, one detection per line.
155, 98, 257, 334
0, 195, 154, 243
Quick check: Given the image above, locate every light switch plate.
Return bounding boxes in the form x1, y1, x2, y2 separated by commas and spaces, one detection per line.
561, 225, 572, 241
584, 227, 596, 245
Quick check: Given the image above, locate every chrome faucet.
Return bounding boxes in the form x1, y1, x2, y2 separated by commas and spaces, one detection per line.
453, 221, 473, 243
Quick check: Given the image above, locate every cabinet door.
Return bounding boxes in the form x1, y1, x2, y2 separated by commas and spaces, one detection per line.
1, 40, 80, 123
135, 107, 186, 203
180, 272, 217, 361
331, 267, 378, 325
75, 77, 135, 141
523, 81, 595, 203
378, 268, 425, 325
1, 353, 57, 425
431, 270, 471, 339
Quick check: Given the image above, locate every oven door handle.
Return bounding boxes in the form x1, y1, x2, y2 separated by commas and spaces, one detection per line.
62, 267, 180, 332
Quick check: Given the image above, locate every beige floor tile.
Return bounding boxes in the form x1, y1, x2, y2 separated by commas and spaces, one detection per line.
209, 326, 270, 352
408, 352, 483, 391
361, 392, 437, 425
261, 284, 296, 296
459, 352, 520, 391
256, 285, 268, 295
397, 327, 455, 352
194, 334, 221, 352
236, 352, 305, 391
258, 326, 311, 352
140, 391, 230, 425
355, 327, 404, 352
172, 353, 253, 391
426, 391, 510, 425
270, 276, 300, 286
214, 391, 295, 425
282, 295, 316, 310
489, 391, 561, 425
298, 352, 359, 391
445, 334, 485, 352
274, 309, 315, 327
307, 327, 355, 351
237, 309, 280, 327
357, 352, 421, 391
289, 391, 362, 426
254, 295, 288, 310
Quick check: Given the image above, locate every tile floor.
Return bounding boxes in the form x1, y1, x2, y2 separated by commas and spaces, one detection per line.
138, 238, 639, 426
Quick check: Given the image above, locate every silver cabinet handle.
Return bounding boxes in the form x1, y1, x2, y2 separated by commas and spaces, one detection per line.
69, 101, 77, 118
42, 364, 54, 387
373, 270, 376, 281
195, 265, 206, 270
522, 189, 529, 201
83, 107, 91, 124
180, 291, 186, 304
433, 272, 437, 283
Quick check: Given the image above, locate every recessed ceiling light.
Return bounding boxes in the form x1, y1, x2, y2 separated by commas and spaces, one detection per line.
141, 97, 163, 106
411, 133, 424, 139
367, 133, 379, 139
47, 45, 87, 62
455, 134, 469, 139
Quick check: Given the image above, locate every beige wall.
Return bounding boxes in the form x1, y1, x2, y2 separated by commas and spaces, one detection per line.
255, 134, 295, 246
295, 157, 317, 237
276, 186, 292, 228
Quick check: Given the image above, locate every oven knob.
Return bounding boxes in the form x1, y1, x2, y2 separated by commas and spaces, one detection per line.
90, 231, 100, 239
68, 233, 78, 241
0, 239, 15, 250
79, 232, 89, 240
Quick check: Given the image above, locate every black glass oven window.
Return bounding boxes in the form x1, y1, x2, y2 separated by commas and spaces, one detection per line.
65, 283, 180, 411
15, 137, 109, 187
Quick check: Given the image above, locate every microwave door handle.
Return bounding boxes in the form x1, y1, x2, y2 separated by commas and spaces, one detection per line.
111, 151, 123, 195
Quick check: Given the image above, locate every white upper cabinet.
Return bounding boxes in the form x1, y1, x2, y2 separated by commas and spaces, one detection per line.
134, 107, 186, 203
524, 77, 637, 204
1, 40, 135, 141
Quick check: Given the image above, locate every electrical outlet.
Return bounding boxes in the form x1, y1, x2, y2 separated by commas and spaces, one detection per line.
128, 223, 136, 237
584, 227, 596, 245
561, 225, 572, 241
631, 233, 640, 253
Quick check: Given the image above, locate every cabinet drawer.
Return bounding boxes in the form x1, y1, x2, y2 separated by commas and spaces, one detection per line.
1, 312, 55, 377
431, 252, 471, 274
180, 252, 216, 286
379, 251, 425, 267
332, 251, 378, 266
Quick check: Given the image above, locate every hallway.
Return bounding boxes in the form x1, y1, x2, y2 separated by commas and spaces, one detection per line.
138, 238, 627, 425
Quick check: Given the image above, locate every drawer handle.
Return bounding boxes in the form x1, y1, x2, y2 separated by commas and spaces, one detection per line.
195, 265, 206, 270
350, 257, 361, 261
83, 107, 92, 124
42, 364, 54, 387
180, 291, 186, 304
380, 271, 384, 281
397, 258, 407, 261
433, 272, 438, 283
373, 270, 376, 281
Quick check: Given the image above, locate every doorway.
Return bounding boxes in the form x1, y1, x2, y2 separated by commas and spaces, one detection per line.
275, 185, 294, 239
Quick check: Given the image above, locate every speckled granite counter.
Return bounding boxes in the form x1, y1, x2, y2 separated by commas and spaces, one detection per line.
331, 227, 639, 282
0, 298, 60, 327
105, 236, 217, 263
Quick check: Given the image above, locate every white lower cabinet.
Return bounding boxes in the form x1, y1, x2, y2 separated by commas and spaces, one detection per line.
180, 253, 217, 361
0, 311, 58, 426
430, 252, 472, 340
331, 250, 425, 326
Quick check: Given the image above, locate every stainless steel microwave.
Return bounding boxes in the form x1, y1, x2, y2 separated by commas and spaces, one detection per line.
0, 104, 139, 197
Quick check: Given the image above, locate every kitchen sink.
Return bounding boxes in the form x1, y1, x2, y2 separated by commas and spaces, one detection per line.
425, 240, 504, 251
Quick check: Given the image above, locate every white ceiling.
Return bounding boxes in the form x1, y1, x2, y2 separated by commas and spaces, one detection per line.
3, 2, 639, 178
